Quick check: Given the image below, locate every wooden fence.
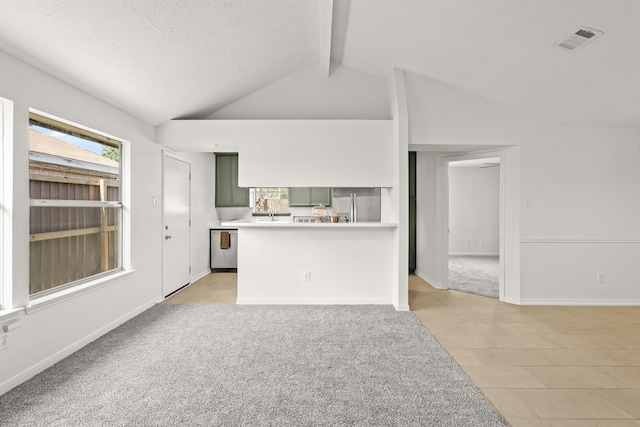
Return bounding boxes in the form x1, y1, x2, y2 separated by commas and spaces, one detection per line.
29, 171, 119, 295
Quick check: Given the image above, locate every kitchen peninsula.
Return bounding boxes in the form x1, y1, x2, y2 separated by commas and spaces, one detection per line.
221, 218, 398, 305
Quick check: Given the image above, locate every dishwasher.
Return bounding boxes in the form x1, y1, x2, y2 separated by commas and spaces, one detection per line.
210, 228, 238, 271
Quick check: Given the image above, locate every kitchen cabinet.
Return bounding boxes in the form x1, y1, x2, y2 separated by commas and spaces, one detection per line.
215, 153, 249, 207
289, 187, 331, 207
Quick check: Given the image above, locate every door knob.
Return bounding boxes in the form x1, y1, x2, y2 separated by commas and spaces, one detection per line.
165, 235, 172, 240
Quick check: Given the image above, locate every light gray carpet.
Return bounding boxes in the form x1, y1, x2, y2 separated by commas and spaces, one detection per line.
0, 305, 507, 426
449, 256, 499, 298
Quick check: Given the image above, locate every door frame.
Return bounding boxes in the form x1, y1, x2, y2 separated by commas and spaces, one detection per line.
161, 150, 191, 298
439, 148, 517, 302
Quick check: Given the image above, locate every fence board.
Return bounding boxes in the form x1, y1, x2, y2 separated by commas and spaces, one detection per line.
29, 176, 120, 295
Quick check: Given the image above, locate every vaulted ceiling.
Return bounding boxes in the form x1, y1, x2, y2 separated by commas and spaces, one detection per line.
0, 0, 638, 126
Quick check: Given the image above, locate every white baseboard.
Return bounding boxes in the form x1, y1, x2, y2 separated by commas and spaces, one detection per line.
0, 298, 157, 396
414, 270, 447, 290
191, 269, 210, 283
236, 298, 391, 305
449, 252, 499, 256
520, 298, 640, 306
394, 304, 410, 312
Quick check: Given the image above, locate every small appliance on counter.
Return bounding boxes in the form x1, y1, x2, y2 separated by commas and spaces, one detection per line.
311, 204, 328, 216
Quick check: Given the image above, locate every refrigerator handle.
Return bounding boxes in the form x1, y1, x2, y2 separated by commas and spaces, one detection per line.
352, 192, 357, 223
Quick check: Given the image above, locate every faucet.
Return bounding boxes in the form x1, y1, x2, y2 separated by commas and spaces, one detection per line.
269, 206, 275, 221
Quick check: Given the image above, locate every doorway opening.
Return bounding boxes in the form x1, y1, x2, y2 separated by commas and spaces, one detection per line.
447, 156, 501, 299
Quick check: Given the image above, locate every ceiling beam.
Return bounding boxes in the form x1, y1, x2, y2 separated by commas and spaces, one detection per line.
319, 0, 334, 77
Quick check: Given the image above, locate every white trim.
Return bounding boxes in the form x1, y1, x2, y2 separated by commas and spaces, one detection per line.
29, 108, 124, 145
160, 269, 211, 302
520, 298, 640, 306
236, 298, 391, 305
414, 269, 447, 290
30, 199, 122, 208
319, 0, 333, 77
449, 252, 500, 256
25, 109, 132, 297
120, 138, 131, 272
0, 97, 12, 311
521, 238, 640, 244
162, 149, 190, 163
28, 152, 119, 175
0, 298, 156, 396
26, 270, 135, 314
191, 269, 210, 284
0, 308, 21, 325
161, 152, 192, 298
443, 151, 506, 299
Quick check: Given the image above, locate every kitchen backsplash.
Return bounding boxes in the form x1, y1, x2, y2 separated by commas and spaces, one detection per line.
215, 206, 340, 221
215, 207, 252, 221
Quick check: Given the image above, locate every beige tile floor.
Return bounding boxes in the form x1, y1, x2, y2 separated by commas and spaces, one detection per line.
409, 275, 640, 427
165, 273, 640, 426
162, 272, 237, 304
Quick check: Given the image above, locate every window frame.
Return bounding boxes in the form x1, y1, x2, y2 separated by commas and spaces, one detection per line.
0, 97, 13, 312
251, 187, 290, 214
28, 109, 130, 301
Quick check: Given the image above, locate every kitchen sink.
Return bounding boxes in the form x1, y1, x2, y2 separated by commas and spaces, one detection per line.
254, 217, 290, 223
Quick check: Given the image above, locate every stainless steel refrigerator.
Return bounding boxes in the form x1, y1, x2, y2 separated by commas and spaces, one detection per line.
332, 188, 381, 222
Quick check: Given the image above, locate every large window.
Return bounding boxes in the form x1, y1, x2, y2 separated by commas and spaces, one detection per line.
28, 112, 124, 296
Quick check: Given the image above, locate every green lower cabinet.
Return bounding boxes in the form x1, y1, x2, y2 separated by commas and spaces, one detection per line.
289, 187, 331, 207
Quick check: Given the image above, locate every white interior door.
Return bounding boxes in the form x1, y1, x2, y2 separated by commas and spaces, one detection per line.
162, 153, 191, 297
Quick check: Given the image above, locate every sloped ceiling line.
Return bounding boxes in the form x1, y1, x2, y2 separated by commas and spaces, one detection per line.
319, 0, 334, 76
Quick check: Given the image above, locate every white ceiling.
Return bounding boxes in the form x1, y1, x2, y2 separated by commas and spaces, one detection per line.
449, 157, 500, 168
1, 1, 638, 126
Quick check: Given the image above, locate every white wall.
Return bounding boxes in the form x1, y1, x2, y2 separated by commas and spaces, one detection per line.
157, 119, 394, 188
175, 152, 217, 282
157, 61, 395, 189
415, 151, 446, 288
0, 49, 164, 394
238, 120, 393, 187
448, 166, 500, 255
407, 71, 640, 304
518, 125, 640, 304
209, 62, 390, 120
237, 227, 394, 304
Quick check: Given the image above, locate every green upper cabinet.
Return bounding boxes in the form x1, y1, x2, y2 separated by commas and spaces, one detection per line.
289, 187, 331, 207
215, 153, 249, 207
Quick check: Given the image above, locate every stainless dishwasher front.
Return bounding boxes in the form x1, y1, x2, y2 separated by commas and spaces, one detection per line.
210, 228, 238, 270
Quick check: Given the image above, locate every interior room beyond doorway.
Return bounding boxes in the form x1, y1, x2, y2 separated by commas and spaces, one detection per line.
448, 157, 500, 298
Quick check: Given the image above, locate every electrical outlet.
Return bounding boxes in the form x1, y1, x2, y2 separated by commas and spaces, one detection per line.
0, 332, 9, 351
465, 239, 471, 246
480, 240, 486, 247
303, 272, 311, 282
597, 273, 606, 284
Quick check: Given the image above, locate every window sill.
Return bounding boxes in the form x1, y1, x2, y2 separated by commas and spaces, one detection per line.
0, 307, 23, 325
26, 269, 135, 315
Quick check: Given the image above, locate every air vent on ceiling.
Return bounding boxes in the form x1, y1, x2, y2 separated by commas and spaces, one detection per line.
556, 26, 603, 51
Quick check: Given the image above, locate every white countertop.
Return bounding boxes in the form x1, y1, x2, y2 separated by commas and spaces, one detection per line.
220, 218, 397, 229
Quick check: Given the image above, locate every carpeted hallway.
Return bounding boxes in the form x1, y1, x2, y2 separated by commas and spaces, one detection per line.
449, 255, 499, 298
